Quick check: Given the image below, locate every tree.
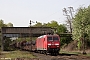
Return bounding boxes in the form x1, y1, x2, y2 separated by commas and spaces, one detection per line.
6, 22, 13, 27
46, 20, 59, 33
33, 20, 68, 34
0, 19, 13, 49
47, 20, 59, 28
33, 22, 42, 27
3, 37, 12, 50
57, 24, 67, 34
0, 19, 7, 28
72, 5, 90, 50
0, 19, 7, 45
0, 19, 13, 28
57, 24, 71, 46
43, 23, 48, 27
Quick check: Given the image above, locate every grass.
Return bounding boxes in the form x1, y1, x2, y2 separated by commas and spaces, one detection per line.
0, 50, 36, 59
60, 50, 90, 56
85, 54, 90, 56
60, 51, 81, 54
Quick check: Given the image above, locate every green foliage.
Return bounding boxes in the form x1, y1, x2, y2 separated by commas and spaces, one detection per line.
0, 19, 7, 28
0, 19, 6, 47
47, 20, 59, 28
0, 19, 13, 28
4, 37, 13, 51
57, 24, 67, 34
6, 22, 13, 27
0, 19, 13, 48
72, 5, 90, 49
33, 22, 42, 27
34, 20, 68, 34
57, 24, 70, 46
60, 36, 72, 46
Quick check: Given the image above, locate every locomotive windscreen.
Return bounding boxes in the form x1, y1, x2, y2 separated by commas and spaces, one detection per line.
53, 36, 59, 41
47, 36, 52, 41
47, 36, 59, 41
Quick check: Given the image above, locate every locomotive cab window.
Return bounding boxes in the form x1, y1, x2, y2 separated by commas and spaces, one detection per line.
53, 36, 59, 41
47, 36, 52, 41
47, 35, 59, 41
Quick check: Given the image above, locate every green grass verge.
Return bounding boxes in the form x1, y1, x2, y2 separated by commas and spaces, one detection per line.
85, 54, 90, 56
60, 51, 81, 54
0, 50, 36, 59
60, 51, 90, 56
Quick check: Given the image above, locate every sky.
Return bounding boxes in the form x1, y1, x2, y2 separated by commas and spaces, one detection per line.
0, 0, 90, 27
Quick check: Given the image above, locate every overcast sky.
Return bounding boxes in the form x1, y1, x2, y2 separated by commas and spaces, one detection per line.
0, 0, 90, 27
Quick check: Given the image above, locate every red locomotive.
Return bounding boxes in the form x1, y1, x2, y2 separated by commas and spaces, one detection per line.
36, 34, 60, 55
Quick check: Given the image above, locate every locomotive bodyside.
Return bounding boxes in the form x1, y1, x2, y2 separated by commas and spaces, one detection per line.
36, 35, 47, 51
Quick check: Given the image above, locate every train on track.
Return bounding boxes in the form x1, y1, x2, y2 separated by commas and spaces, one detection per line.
12, 34, 60, 55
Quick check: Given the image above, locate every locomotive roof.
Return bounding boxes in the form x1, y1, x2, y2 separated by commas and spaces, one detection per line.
37, 34, 58, 38
38, 35, 46, 38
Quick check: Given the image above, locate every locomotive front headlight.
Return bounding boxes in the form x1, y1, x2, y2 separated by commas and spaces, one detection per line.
55, 44, 59, 45
48, 44, 51, 45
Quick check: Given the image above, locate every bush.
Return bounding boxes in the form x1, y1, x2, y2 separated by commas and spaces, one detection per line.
4, 37, 13, 51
